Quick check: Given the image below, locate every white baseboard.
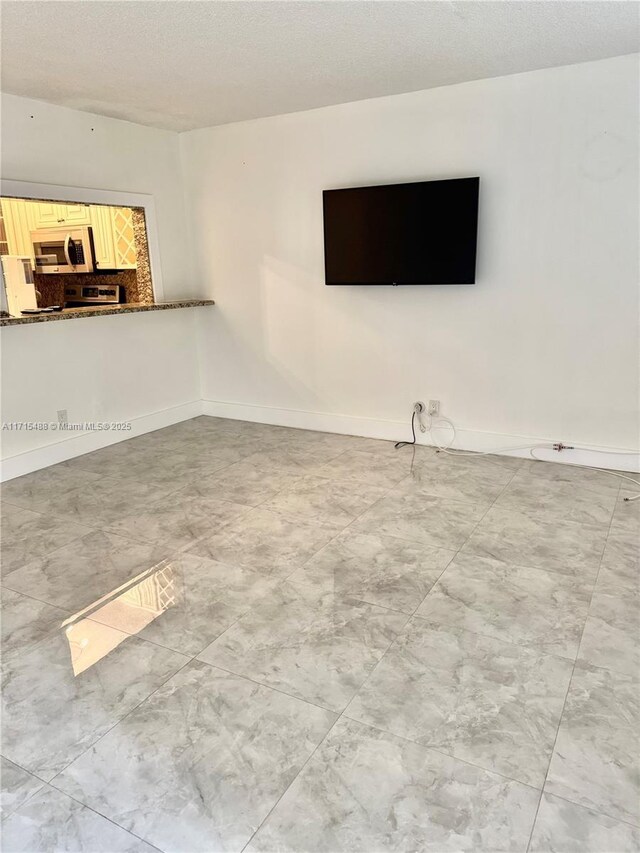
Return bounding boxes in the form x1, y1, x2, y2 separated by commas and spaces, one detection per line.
2, 397, 637, 481
0, 400, 204, 482
201, 399, 640, 473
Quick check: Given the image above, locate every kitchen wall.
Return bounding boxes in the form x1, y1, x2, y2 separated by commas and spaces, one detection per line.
181, 54, 639, 455
1, 94, 195, 298
0, 94, 200, 475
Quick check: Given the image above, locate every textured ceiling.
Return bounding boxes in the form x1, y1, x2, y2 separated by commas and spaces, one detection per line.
1, 1, 637, 131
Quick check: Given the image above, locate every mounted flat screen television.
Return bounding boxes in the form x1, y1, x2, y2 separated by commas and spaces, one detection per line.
323, 176, 479, 285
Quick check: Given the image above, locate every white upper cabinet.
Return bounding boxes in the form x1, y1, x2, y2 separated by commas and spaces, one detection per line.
2, 200, 137, 271
89, 205, 117, 270
89, 206, 137, 270
35, 202, 91, 228
2, 199, 39, 266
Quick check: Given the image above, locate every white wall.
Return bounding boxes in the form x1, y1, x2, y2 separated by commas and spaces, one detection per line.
1, 93, 194, 298
0, 311, 201, 478
0, 95, 202, 477
182, 55, 639, 454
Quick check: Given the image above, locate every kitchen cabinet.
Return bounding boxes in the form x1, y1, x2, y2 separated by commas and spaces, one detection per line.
2, 199, 39, 266
89, 206, 136, 270
35, 202, 91, 228
89, 205, 117, 269
1, 200, 137, 271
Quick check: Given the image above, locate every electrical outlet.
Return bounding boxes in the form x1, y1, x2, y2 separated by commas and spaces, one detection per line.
413, 401, 426, 414
428, 400, 440, 417
57, 409, 68, 426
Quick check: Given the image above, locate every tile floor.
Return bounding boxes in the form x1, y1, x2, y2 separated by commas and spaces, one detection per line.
1, 417, 638, 852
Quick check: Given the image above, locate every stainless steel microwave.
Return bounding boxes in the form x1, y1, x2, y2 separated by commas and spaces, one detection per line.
31, 225, 95, 274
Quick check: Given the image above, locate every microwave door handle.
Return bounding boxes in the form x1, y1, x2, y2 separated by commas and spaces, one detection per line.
63, 235, 75, 268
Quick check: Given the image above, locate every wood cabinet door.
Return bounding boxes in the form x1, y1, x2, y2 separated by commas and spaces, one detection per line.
34, 202, 66, 227
60, 204, 91, 225
89, 206, 117, 269
35, 202, 91, 227
3, 199, 38, 266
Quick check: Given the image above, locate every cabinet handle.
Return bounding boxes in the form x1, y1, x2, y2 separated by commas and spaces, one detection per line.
57, 218, 65, 223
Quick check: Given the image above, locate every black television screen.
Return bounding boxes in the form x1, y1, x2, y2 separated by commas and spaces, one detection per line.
323, 176, 479, 285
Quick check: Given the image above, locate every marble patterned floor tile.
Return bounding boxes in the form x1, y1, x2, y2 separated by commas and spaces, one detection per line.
346, 619, 573, 787
610, 491, 640, 535
2, 530, 173, 612
330, 435, 403, 455
416, 553, 592, 659
493, 474, 617, 526
288, 530, 453, 613
242, 446, 332, 475
69, 437, 244, 483
396, 454, 514, 504
433, 450, 526, 472
2, 626, 187, 781
187, 507, 338, 577
1, 588, 67, 662
2, 417, 637, 852
545, 664, 639, 825
247, 717, 539, 853
132, 446, 248, 486
529, 792, 640, 852
262, 475, 389, 530
155, 415, 230, 436
314, 449, 415, 489
186, 422, 285, 451
144, 422, 235, 449
106, 486, 251, 550
619, 478, 640, 497
62, 443, 157, 478
198, 581, 408, 711
342, 439, 428, 459
189, 461, 306, 506
0, 501, 29, 517
577, 593, 640, 676
90, 553, 278, 657
521, 460, 622, 495
0, 464, 102, 513
55, 661, 337, 853
278, 429, 364, 455
460, 507, 607, 579
198, 418, 294, 442
0, 757, 43, 820
352, 492, 487, 550
28, 475, 180, 528
596, 531, 640, 596
65, 440, 160, 474
2, 785, 156, 852
0, 505, 93, 576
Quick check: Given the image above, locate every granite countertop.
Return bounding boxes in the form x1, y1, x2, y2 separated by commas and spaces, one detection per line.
0, 300, 215, 327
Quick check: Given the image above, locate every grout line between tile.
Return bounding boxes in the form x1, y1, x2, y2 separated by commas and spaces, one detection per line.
194, 657, 339, 715
523, 479, 623, 852
234, 456, 534, 851
46, 656, 193, 787
7, 780, 165, 853
5, 421, 633, 851
339, 713, 543, 792
536, 789, 640, 831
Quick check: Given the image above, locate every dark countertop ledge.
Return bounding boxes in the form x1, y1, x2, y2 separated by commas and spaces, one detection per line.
0, 300, 215, 327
